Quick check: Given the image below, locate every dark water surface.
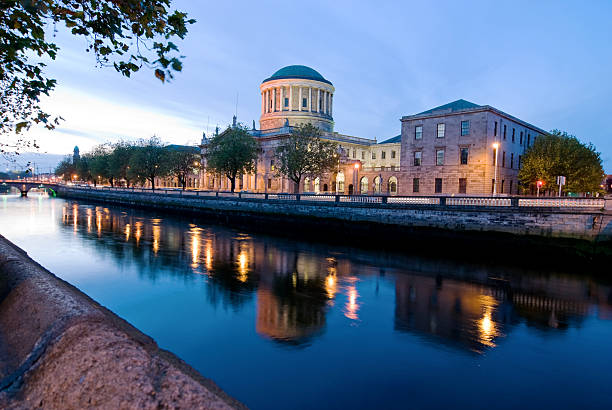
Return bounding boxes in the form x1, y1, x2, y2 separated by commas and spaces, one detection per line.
1, 194, 611, 409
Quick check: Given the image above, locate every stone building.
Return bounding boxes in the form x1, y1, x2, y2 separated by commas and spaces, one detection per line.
200, 65, 401, 195
399, 100, 547, 195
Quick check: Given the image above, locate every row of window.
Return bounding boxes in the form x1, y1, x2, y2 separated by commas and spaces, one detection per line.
493, 121, 532, 147
347, 149, 397, 160
413, 147, 470, 166
492, 148, 522, 169
413, 121, 471, 140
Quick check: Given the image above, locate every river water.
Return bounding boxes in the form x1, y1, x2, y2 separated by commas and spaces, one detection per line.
1, 194, 611, 409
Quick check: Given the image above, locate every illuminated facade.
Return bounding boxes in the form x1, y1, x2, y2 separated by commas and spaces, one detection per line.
200, 65, 401, 195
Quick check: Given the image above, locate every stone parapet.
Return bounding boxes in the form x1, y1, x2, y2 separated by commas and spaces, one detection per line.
0, 236, 245, 409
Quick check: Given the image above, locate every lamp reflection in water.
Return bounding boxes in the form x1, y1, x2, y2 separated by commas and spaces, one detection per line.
191, 231, 200, 268
125, 224, 131, 241
326, 265, 338, 301
344, 284, 360, 320
86, 208, 92, 233
152, 224, 160, 254
134, 222, 142, 246
205, 239, 213, 273
237, 249, 248, 282
95, 210, 102, 236
72, 204, 78, 233
478, 295, 500, 347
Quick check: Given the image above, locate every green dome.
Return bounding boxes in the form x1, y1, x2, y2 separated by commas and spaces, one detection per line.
263, 65, 332, 85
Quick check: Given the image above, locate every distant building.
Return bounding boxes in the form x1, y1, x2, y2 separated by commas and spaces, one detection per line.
604, 174, 612, 193
73, 146, 80, 164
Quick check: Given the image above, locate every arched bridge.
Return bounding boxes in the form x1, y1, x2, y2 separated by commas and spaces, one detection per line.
0, 180, 59, 197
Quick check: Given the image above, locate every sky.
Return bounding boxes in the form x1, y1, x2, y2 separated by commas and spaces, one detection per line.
15, 0, 612, 170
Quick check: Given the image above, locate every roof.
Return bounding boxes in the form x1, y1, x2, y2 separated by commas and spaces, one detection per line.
417, 99, 481, 115
379, 135, 401, 144
165, 144, 200, 154
262, 65, 332, 85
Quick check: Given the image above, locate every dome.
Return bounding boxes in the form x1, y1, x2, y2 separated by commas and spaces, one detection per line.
263, 65, 332, 85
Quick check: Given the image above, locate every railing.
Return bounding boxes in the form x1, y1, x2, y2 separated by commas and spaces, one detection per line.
42, 183, 608, 210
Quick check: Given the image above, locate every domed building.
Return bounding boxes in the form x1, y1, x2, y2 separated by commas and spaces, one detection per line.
199, 65, 402, 195
259, 65, 335, 132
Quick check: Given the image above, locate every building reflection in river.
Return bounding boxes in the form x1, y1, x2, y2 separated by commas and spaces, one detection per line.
60, 202, 612, 351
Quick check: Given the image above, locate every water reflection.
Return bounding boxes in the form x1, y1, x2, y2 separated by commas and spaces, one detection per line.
56, 201, 612, 351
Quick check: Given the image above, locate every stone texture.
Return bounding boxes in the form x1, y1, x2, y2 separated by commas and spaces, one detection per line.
0, 237, 245, 410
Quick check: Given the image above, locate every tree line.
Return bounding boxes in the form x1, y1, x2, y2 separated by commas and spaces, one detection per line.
55, 137, 200, 190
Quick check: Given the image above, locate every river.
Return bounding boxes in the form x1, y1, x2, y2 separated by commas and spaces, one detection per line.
1, 194, 611, 409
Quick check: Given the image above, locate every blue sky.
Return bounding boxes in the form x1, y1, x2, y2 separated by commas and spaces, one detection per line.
22, 0, 612, 170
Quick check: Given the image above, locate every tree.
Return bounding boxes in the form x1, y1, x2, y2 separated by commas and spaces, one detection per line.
205, 125, 259, 192
88, 144, 112, 186
127, 137, 168, 190
76, 155, 93, 184
108, 141, 136, 187
519, 130, 604, 195
54, 157, 76, 182
1, 1, 195, 152
274, 123, 338, 193
167, 147, 200, 189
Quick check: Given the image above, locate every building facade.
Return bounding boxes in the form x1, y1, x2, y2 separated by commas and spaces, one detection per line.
199, 66, 547, 196
400, 100, 547, 195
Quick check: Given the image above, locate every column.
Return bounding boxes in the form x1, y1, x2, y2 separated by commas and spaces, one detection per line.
289, 86, 293, 111
261, 92, 264, 115
273, 88, 276, 112
265, 90, 269, 113
330, 94, 333, 116
280, 87, 284, 111
318, 89, 321, 112
298, 87, 302, 111
323, 91, 327, 114
308, 87, 312, 112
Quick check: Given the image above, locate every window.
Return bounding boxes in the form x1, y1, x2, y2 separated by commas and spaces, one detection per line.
361, 151, 365, 160
381, 151, 386, 159
352, 149, 356, 158
267, 179, 272, 189
503, 125, 507, 140
391, 150, 396, 159
502, 151, 506, 167
284, 97, 289, 107
302, 97, 307, 108
460, 147, 469, 165
415, 125, 422, 140
360, 177, 368, 194
372, 152, 376, 160
414, 151, 422, 166
510, 180, 513, 194
270, 159, 275, 171
492, 147, 497, 163
437, 123, 445, 138
527, 134, 531, 147
436, 149, 445, 166
518, 155, 522, 169
512, 128, 515, 143
491, 179, 496, 194
510, 153, 514, 169
520, 131, 523, 145
494, 121, 498, 136
459, 178, 467, 194
501, 179, 505, 194
461, 120, 470, 136
413, 178, 420, 193
435, 178, 443, 193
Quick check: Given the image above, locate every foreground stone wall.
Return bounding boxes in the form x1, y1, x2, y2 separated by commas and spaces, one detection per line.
56, 187, 612, 242
0, 236, 245, 409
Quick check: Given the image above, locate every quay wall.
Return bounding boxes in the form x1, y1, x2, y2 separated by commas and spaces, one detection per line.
55, 186, 612, 243
0, 235, 245, 409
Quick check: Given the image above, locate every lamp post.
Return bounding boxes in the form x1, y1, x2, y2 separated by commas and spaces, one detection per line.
492, 143, 499, 195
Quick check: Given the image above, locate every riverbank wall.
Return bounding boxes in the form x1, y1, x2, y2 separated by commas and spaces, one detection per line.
0, 235, 245, 409
54, 186, 612, 267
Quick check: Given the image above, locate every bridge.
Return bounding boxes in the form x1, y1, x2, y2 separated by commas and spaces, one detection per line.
0, 180, 59, 197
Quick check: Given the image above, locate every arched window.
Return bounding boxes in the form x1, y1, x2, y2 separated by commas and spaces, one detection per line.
314, 177, 320, 194
304, 177, 310, 193
360, 176, 369, 194
388, 176, 398, 195
336, 172, 345, 193
323, 183, 328, 192
374, 176, 382, 194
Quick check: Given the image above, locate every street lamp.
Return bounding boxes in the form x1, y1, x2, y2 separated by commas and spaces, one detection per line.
537, 180, 544, 197
492, 143, 499, 195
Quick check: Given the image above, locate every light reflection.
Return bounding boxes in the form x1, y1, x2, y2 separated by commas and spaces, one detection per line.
152, 224, 160, 254
478, 306, 498, 347
205, 239, 213, 272
95, 210, 102, 236
86, 208, 92, 233
325, 271, 337, 300
125, 224, 131, 241
344, 285, 360, 320
237, 250, 248, 282
134, 222, 142, 246
72, 204, 78, 233
191, 233, 200, 266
